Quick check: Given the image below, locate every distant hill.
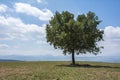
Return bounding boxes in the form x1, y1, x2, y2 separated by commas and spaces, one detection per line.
0, 59, 21, 62
0, 55, 120, 63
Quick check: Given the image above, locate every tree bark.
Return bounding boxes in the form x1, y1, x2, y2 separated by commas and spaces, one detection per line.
72, 50, 75, 65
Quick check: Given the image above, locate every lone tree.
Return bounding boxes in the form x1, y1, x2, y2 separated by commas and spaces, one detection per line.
46, 11, 104, 65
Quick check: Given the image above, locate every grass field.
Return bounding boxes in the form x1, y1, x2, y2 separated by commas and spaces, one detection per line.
0, 61, 120, 80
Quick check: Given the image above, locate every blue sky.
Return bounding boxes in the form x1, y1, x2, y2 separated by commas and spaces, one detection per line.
0, 0, 120, 60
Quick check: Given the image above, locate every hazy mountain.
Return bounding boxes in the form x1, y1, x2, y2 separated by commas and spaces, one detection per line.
0, 55, 120, 63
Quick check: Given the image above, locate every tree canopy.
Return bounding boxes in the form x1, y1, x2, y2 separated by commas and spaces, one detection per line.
46, 11, 104, 65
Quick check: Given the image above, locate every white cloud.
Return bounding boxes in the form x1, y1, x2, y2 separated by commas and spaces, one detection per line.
36, 40, 46, 45
0, 4, 8, 13
14, 2, 53, 21
36, 0, 42, 3
0, 15, 51, 56
0, 44, 9, 49
0, 16, 46, 41
35, 0, 48, 5
100, 26, 120, 56
104, 26, 120, 39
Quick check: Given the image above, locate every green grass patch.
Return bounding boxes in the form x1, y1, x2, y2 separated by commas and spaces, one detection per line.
0, 61, 120, 80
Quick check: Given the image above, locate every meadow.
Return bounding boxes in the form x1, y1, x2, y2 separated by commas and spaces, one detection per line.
0, 61, 120, 80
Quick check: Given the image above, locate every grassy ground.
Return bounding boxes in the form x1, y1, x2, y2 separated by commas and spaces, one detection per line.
0, 61, 120, 80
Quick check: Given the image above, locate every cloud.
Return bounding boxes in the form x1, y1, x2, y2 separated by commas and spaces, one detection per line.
35, 0, 47, 4
14, 2, 53, 21
100, 26, 120, 56
36, 40, 47, 45
0, 15, 50, 56
104, 26, 120, 39
0, 4, 8, 13
0, 44, 9, 49
36, 0, 42, 3
0, 16, 46, 41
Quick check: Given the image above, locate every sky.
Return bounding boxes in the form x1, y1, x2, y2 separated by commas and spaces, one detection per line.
0, 0, 120, 60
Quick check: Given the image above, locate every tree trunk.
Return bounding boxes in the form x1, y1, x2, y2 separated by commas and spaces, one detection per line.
72, 50, 75, 65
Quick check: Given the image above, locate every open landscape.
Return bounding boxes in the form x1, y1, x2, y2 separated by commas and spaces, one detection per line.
0, 0, 120, 80
0, 61, 120, 80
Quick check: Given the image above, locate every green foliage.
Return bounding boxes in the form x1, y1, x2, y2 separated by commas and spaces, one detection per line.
46, 11, 104, 55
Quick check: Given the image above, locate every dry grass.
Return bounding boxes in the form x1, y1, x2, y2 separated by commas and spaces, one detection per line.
0, 61, 120, 80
